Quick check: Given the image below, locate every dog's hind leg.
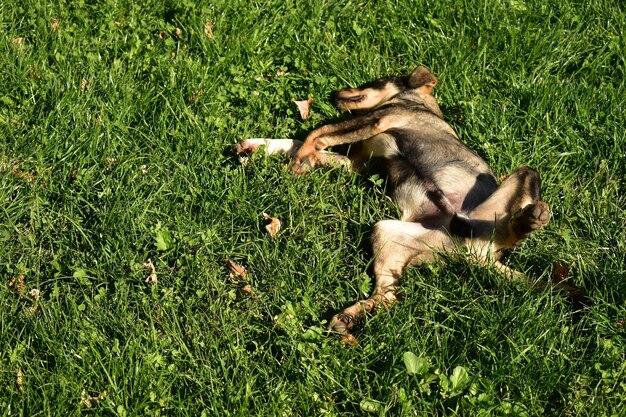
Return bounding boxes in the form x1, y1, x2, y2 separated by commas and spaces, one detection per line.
461, 166, 550, 255
329, 220, 453, 334
457, 167, 588, 298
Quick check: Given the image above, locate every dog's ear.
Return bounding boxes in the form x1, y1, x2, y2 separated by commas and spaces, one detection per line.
407, 66, 438, 95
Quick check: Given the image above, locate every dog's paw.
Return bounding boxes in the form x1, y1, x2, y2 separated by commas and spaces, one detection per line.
234, 139, 263, 156
290, 157, 316, 175
292, 142, 320, 175
512, 201, 550, 235
328, 313, 355, 334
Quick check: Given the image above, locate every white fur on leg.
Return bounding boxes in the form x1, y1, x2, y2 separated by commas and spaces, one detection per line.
236, 138, 302, 156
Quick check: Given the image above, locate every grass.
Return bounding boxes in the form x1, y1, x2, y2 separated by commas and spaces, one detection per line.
1, 0, 624, 415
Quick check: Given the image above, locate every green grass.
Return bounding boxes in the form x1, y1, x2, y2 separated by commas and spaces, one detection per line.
1, 0, 624, 415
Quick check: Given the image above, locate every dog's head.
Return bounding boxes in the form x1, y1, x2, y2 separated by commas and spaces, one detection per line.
333, 66, 442, 117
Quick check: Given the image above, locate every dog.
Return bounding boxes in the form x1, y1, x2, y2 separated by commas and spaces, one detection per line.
236, 66, 560, 334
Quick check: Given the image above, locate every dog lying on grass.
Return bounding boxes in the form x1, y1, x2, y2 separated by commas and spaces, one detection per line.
236, 66, 578, 334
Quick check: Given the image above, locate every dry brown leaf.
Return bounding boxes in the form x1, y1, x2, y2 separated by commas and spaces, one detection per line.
263, 213, 282, 237
8, 274, 26, 294
81, 388, 108, 408
187, 89, 206, 103
225, 259, 248, 284
52, 18, 60, 31
204, 22, 214, 39
27, 305, 40, 316
552, 260, 573, 283
143, 259, 157, 285
28, 66, 43, 80
11, 165, 36, 184
80, 79, 89, 92
340, 334, 358, 346
0, 116, 22, 126
293, 98, 314, 120
240, 284, 254, 296
68, 167, 78, 183
16, 369, 25, 394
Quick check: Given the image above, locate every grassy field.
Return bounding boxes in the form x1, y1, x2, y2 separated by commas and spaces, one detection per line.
1, 0, 625, 415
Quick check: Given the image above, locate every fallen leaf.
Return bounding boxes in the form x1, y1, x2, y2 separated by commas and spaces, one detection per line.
187, 89, 206, 103
81, 388, 108, 408
52, 18, 60, 31
28, 66, 43, 80
225, 260, 255, 295
80, 79, 89, 92
552, 260, 573, 283
0, 116, 22, 126
263, 213, 282, 237
16, 369, 25, 394
240, 284, 254, 296
204, 22, 214, 39
8, 274, 26, 294
340, 334, 358, 346
225, 259, 248, 284
293, 98, 314, 120
11, 165, 36, 183
143, 259, 157, 285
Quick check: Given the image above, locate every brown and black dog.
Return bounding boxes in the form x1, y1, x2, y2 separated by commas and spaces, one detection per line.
236, 66, 558, 334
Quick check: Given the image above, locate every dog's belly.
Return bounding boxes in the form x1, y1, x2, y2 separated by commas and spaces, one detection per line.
432, 164, 498, 212
386, 154, 498, 223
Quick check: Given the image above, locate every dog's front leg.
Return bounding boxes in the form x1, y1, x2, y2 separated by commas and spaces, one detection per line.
235, 138, 357, 173
292, 111, 406, 174
235, 138, 303, 157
